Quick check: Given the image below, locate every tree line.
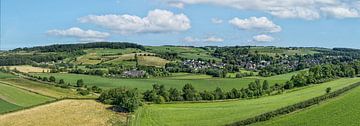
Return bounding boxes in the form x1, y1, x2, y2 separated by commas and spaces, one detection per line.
12, 42, 145, 52
0, 51, 84, 66
285, 62, 359, 89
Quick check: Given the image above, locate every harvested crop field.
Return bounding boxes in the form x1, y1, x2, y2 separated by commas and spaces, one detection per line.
0, 100, 127, 126
7, 66, 50, 73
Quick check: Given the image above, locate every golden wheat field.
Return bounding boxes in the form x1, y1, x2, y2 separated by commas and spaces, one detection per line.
7, 66, 50, 73
0, 100, 127, 126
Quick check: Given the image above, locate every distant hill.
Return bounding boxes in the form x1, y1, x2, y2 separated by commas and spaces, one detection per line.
11, 42, 145, 52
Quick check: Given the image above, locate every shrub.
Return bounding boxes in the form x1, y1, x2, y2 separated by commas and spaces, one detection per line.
98, 87, 142, 112
76, 79, 84, 87
326, 87, 331, 93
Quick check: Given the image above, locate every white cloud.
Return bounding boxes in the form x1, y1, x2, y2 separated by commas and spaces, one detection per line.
269, 7, 320, 20
253, 34, 274, 42
203, 36, 224, 42
166, 0, 360, 20
356, 1, 360, 9
79, 9, 191, 34
183, 36, 224, 42
229, 17, 281, 33
183, 36, 200, 42
47, 27, 110, 41
321, 6, 360, 18
168, 1, 185, 8
211, 18, 223, 24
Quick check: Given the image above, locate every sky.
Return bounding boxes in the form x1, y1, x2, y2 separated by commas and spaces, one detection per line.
1, 0, 360, 50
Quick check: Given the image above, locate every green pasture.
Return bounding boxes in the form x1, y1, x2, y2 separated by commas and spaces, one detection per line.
0, 99, 21, 114
85, 48, 142, 56
0, 72, 17, 79
30, 71, 299, 91
254, 83, 360, 126
249, 47, 319, 56
0, 82, 54, 107
130, 78, 360, 126
0, 78, 94, 99
146, 46, 221, 61
137, 56, 169, 67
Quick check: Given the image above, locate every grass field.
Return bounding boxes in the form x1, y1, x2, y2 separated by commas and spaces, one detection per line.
74, 48, 144, 65
146, 46, 221, 61
227, 69, 259, 77
30, 71, 299, 91
253, 84, 360, 126
86, 48, 143, 56
130, 78, 360, 126
0, 72, 17, 79
137, 56, 169, 67
103, 53, 169, 67
0, 99, 21, 114
166, 73, 213, 79
0, 78, 95, 98
74, 48, 170, 67
248, 47, 319, 56
0, 82, 54, 107
0, 100, 127, 126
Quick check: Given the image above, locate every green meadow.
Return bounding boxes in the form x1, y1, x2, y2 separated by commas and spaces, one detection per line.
30, 70, 301, 91
0, 99, 21, 114
0, 78, 94, 99
145, 46, 221, 61
130, 78, 360, 126
253, 84, 360, 126
0, 83, 54, 107
0, 72, 16, 79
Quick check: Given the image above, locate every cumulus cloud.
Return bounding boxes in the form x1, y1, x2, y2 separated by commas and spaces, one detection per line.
253, 34, 274, 42
211, 18, 223, 24
165, 0, 360, 20
47, 27, 110, 41
229, 17, 281, 33
269, 7, 320, 20
168, 1, 185, 8
203, 36, 224, 42
78, 9, 191, 34
183, 36, 200, 42
183, 36, 224, 42
321, 6, 360, 18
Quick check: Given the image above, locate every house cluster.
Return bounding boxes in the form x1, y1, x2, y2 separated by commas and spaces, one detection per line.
182, 59, 225, 70
242, 60, 271, 70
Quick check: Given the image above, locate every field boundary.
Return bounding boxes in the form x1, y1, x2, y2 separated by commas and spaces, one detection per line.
227, 81, 360, 126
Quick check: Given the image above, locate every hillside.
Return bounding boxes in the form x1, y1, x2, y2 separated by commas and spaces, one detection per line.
1, 42, 360, 126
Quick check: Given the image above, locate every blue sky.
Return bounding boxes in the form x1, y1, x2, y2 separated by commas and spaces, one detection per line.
1, 0, 360, 50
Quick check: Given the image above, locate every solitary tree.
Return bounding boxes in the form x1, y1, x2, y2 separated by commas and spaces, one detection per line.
326, 87, 331, 94
182, 84, 197, 101
262, 80, 269, 91
76, 79, 84, 87
49, 76, 56, 82
59, 79, 65, 84
42, 77, 48, 82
